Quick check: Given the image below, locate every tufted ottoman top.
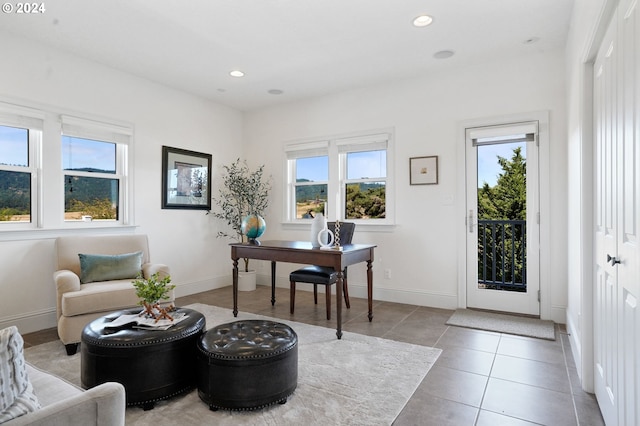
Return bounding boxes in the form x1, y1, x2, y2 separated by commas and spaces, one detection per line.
199, 320, 297, 360
82, 307, 205, 349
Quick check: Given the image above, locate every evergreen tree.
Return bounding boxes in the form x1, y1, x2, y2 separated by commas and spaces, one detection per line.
478, 146, 526, 220
476, 146, 527, 288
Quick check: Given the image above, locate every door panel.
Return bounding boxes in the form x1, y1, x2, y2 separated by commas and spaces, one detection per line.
619, 0, 639, 423
593, 1, 640, 423
594, 15, 618, 425
465, 124, 540, 316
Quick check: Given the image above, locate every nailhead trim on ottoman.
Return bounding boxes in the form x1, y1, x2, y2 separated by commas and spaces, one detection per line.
81, 307, 206, 410
196, 320, 298, 411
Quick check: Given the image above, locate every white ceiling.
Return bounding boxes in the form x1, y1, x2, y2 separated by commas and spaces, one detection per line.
1, 0, 575, 111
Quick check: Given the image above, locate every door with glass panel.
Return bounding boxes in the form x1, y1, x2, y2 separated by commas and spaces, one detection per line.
465, 122, 540, 316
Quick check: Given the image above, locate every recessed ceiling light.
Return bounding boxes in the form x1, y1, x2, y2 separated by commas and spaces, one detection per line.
412, 15, 433, 27
433, 50, 455, 59
268, 89, 284, 95
229, 70, 245, 77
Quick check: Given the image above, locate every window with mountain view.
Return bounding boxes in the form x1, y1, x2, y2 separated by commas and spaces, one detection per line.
0, 125, 32, 222
294, 155, 328, 219
62, 136, 120, 221
285, 131, 392, 223
345, 149, 386, 219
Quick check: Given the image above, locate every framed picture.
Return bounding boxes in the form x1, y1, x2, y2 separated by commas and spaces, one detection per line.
410, 156, 438, 185
161, 146, 212, 210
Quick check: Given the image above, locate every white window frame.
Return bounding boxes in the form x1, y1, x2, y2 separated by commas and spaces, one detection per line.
284, 129, 394, 226
0, 99, 135, 239
60, 115, 132, 227
285, 140, 329, 220
0, 103, 43, 230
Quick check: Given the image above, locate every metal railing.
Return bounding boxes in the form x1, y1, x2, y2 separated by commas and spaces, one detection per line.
477, 219, 527, 291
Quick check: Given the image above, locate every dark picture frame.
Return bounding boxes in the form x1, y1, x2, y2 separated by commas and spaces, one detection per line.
409, 155, 439, 185
161, 146, 212, 210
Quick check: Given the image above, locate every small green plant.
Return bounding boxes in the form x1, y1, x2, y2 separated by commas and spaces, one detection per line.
132, 273, 175, 305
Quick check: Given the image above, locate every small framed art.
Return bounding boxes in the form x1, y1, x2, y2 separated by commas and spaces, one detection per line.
409, 156, 438, 185
161, 146, 212, 210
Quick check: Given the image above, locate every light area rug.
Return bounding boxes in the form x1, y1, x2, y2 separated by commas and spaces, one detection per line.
446, 308, 556, 340
25, 303, 441, 426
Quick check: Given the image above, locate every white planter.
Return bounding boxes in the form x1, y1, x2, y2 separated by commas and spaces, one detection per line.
237, 269, 257, 292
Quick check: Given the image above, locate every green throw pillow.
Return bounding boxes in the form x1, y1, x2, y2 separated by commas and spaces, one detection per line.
78, 251, 143, 284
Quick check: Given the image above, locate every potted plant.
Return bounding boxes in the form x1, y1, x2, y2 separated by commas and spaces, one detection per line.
132, 272, 176, 320
210, 159, 271, 290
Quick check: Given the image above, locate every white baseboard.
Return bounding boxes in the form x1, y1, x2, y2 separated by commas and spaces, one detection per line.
566, 314, 582, 375
548, 305, 567, 324
256, 273, 458, 310
174, 277, 227, 297
0, 308, 57, 335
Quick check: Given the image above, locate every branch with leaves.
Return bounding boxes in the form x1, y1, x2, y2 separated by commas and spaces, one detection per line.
210, 159, 271, 271
132, 273, 175, 305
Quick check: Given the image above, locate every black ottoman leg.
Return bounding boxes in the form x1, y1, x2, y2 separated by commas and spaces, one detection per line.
65, 343, 79, 356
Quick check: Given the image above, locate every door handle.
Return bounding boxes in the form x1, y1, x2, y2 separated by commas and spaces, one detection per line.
607, 254, 621, 266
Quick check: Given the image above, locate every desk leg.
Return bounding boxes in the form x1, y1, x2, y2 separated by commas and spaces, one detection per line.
271, 261, 276, 306
336, 270, 343, 339
232, 259, 239, 317
367, 259, 373, 322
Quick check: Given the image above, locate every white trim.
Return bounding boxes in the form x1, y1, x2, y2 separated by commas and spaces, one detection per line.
0, 98, 136, 233
282, 127, 395, 225
60, 114, 133, 144
0, 308, 57, 335
258, 275, 458, 310
284, 140, 329, 158
456, 111, 552, 319
468, 122, 538, 140
0, 101, 44, 129
0, 225, 138, 242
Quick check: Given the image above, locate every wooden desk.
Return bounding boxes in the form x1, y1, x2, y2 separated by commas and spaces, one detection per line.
231, 240, 376, 339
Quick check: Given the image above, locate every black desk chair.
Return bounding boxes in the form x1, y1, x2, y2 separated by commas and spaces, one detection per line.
289, 222, 355, 320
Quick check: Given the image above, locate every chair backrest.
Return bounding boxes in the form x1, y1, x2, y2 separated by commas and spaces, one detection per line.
55, 234, 151, 276
327, 222, 355, 245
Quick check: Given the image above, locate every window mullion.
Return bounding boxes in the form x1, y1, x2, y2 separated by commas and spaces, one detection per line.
327, 143, 340, 220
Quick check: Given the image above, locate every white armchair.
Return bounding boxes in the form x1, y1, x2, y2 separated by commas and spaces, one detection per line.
54, 234, 173, 355
6, 365, 125, 426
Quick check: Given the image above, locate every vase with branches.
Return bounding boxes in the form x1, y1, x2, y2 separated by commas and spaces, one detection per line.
210, 158, 271, 272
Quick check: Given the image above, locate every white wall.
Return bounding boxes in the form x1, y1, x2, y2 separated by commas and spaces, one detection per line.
244, 50, 568, 322
0, 32, 570, 334
0, 34, 244, 333
565, 0, 611, 392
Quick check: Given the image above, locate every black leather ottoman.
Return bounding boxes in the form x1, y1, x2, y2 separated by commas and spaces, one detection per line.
81, 307, 205, 410
197, 320, 298, 411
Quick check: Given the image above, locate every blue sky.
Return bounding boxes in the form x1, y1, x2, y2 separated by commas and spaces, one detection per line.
477, 142, 526, 187
62, 136, 116, 172
1, 126, 116, 171
0, 126, 28, 166
297, 150, 387, 182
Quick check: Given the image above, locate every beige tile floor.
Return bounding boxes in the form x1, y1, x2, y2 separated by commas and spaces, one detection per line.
23, 285, 604, 425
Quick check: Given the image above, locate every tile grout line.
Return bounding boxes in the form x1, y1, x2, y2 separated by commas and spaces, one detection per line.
379, 304, 421, 340
472, 333, 501, 425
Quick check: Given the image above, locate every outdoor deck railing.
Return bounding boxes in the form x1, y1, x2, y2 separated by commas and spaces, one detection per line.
477, 219, 527, 291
